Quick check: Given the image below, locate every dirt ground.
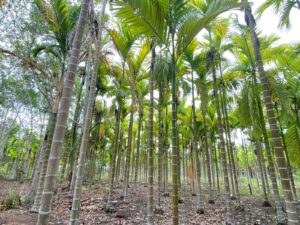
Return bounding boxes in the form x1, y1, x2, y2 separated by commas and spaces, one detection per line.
0, 180, 285, 225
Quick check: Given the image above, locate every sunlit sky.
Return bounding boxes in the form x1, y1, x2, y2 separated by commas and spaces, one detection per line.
251, 1, 299, 44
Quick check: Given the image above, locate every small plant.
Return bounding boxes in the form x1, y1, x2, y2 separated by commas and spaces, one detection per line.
4, 191, 21, 210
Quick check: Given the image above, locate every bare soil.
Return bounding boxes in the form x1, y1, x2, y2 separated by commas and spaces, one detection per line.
0, 180, 282, 225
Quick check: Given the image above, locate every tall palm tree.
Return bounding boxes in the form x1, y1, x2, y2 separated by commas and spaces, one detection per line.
37, 0, 90, 224
230, 26, 289, 222
108, 23, 140, 201
243, 1, 299, 224
30, 0, 80, 211
115, 1, 242, 223
69, 1, 108, 224
207, 45, 234, 225
123, 40, 151, 200
146, 39, 156, 225
134, 80, 148, 188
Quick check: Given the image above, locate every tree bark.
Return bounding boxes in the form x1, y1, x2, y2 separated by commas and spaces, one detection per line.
147, 40, 155, 225
31, 112, 57, 213
244, 2, 299, 224
37, 1, 90, 223
69, 1, 107, 223
209, 47, 234, 224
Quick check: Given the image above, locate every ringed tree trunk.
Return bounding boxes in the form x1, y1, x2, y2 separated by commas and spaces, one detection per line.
123, 74, 137, 201
37, 1, 90, 224
244, 2, 299, 224
105, 108, 121, 211
134, 99, 143, 189
147, 41, 155, 225
244, 30, 285, 221
69, 1, 108, 224
203, 118, 213, 203
254, 140, 269, 204
191, 70, 205, 213
171, 33, 179, 225
218, 64, 240, 201
157, 83, 163, 206
163, 98, 169, 194
66, 74, 85, 185
209, 47, 234, 225
31, 112, 57, 213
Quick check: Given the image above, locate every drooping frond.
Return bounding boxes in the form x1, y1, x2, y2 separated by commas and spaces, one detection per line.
285, 124, 300, 166
113, 0, 168, 41
177, 0, 243, 55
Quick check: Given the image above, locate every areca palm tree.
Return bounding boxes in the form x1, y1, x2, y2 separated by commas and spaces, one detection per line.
37, 0, 91, 224
69, 1, 108, 224
123, 40, 151, 201
30, 0, 81, 213
108, 23, 140, 202
231, 24, 294, 222
183, 41, 213, 211
243, 1, 299, 224
205, 20, 242, 202
115, 1, 243, 224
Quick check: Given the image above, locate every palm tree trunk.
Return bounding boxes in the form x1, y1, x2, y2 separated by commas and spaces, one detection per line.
209, 47, 234, 225
171, 33, 179, 225
28, 136, 46, 204
116, 131, 123, 182
69, 2, 107, 223
254, 140, 269, 203
37, 1, 90, 223
134, 106, 143, 187
31, 112, 56, 212
67, 74, 85, 182
147, 41, 155, 225
203, 118, 213, 202
245, 34, 285, 221
123, 75, 136, 200
157, 84, 163, 206
244, 2, 299, 224
106, 109, 121, 211
164, 100, 169, 194
275, 104, 298, 199
191, 70, 205, 212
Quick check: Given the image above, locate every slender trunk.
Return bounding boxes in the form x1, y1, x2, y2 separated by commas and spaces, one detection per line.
98, 138, 106, 181
171, 33, 179, 225
106, 109, 121, 211
157, 84, 163, 206
176, 125, 181, 191
134, 105, 143, 188
147, 41, 155, 225
275, 104, 298, 199
28, 132, 47, 204
209, 47, 233, 224
37, 1, 90, 223
241, 134, 253, 195
255, 140, 269, 202
219, 74, 239, 201
67, 75, 85, 180
123, 74, 136, 200
116, 131, 123, 182
69, 42, 92, 196
191, 70, 204, 212
247, 38, 285, 220
69, 133, 82, 195
164, 100, 169, 194
31, 112, 57, 212
244, 3, 299, 224
69, 2, 107, 223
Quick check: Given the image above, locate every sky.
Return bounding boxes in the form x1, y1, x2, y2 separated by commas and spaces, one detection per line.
250, 0, 300, 44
